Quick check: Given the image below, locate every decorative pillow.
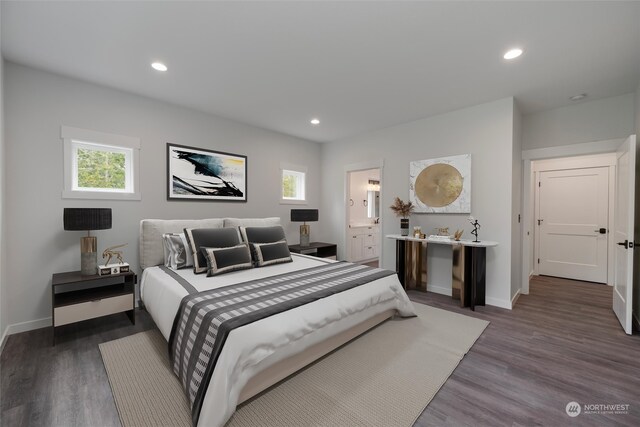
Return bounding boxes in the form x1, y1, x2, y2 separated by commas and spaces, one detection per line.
162, 233, 193, 270
225, 217, 281, 241
239, 225, 287, 244
201, 244, 253, 276
184, 227, 241, 274
251, 241, 293, 267
239, 226, 291, 266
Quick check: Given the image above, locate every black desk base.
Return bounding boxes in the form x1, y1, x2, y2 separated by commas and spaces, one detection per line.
395, 240, 486, 310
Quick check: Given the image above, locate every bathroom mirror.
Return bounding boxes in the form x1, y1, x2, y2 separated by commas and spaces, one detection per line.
367, 190, 380, 218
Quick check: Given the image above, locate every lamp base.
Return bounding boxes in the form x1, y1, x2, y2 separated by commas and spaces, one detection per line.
300, 224, 310, 247
80, 236, 97, 275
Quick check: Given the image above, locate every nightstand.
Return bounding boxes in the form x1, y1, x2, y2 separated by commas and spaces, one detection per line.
51, 270, 136, 345
289, 242, 337, 260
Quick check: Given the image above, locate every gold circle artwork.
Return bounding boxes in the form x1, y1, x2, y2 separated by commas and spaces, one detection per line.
414, 163, 463, 208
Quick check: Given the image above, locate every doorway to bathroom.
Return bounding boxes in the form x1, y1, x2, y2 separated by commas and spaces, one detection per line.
346, 167, 381, 267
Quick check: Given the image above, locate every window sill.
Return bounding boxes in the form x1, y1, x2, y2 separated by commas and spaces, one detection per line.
279, 199, 307, 205
62, 190, 141, 201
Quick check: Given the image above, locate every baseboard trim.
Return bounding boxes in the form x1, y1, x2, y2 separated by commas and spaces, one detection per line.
426, 284, 452, 296
0, 317, 52, 354
8, 316, 52, 334
485, 296, 512, 310
511, 289, 521, 308
0, 326, 9, 355
427, 284, 511, 310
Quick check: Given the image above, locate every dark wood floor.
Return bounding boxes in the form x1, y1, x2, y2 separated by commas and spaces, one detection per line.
414, 275, 640, 427
1, 275, 639, 426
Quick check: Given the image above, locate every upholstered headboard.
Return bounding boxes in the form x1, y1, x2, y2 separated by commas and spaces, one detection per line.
139, 217, 281, 270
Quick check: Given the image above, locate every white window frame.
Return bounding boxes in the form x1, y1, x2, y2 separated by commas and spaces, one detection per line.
280, 163, 307, 205
62, 126, 141, 200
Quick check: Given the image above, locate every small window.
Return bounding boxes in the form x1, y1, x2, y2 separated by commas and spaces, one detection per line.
73, 141, 131, 192
280, 164, 307, 204
62, 126, 140, 200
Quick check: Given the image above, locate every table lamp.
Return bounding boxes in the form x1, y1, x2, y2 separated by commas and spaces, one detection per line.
291, 209, 318, 247
64, 208, 112, 275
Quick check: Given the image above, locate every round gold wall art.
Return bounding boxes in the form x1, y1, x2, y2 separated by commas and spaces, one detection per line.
414, 163, 464, 208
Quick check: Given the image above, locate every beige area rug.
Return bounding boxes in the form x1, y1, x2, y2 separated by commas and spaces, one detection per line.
99, 303, 488, 427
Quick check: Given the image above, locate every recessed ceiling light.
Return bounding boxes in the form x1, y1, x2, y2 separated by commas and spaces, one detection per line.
503, 48, 523, 60
570, 93, 587, 101
151, 62, 168, 72
310, 118, 320, 125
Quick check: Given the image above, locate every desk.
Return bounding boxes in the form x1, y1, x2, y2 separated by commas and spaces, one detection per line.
386, 235, 498, 310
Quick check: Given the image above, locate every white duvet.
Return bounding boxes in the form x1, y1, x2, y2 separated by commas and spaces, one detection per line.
140, 254, 416, 427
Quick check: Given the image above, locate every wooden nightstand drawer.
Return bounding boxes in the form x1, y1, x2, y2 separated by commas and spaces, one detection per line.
54, 293, 133, 327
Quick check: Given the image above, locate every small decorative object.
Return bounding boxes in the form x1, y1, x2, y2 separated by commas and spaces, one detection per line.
436, 227, 450, 236
468, 216, 481, 242
98, 263, 130, 276
409, 154, 471, 213
98, 265, 112, 276
390, 197, 415, 236
429, 234, 452, 242
291, 209, 319, 247
167, 143, 247, 202
413, 226, 422, 238
454, 229, 464, 241
100, 243, 129, 276
63, 208, 112, 276
102, 243, 127, 265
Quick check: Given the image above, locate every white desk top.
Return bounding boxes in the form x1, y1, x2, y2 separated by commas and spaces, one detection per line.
386, 234, 498, 247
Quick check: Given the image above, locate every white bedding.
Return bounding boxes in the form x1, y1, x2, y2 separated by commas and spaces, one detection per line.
141, 254, 416, 427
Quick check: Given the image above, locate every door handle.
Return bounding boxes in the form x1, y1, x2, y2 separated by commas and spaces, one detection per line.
537, 219, 543, 226
617, 240, 629, 249
594, 228, 607, 234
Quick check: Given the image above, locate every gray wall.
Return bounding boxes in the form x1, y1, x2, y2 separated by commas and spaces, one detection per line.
634, 83, 640, 328
0, 24, 7, 340
4, 62, 322, 330
511, 101, 523, 299
320, 97, 517, 309
522, 93, 636, 150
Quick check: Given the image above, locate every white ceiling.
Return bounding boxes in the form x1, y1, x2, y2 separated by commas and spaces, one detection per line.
2, 1, 639, 143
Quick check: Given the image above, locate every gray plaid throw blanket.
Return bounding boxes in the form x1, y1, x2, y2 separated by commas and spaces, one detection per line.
168, 261, 395, 425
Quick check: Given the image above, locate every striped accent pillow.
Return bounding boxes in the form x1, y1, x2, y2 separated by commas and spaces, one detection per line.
201, 244, 254, 276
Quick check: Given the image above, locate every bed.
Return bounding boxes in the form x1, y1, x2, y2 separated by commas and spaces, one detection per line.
139, 218, 416, 427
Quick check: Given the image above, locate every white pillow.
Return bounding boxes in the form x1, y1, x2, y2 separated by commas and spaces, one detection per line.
162, 233, 194, 270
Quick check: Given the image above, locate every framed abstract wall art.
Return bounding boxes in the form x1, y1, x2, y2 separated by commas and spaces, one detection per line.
409, 154, 471, 213
167, 143, 247, 202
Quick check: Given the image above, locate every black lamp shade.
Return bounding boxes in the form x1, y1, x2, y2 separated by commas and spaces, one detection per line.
291, 209, 318, 222
64, 208, 112, 231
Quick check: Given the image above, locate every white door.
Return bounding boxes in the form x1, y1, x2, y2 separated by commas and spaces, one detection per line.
614, 135, 635, 335
538, 167, 609, 283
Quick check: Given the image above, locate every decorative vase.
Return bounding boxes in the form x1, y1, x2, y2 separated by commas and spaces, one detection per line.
400, 218, 409, 236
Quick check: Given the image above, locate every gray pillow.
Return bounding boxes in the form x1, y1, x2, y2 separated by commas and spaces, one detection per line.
201, 244, 253, 276
162, 233, 194, 270
184, 227, 241, 274
251, 241, 293, 267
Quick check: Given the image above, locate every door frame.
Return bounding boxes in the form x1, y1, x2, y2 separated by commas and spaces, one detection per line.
344, 160, 385, 266
521, 138, 625, 294
532, 156, 616, 284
